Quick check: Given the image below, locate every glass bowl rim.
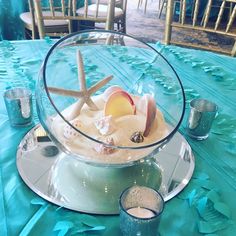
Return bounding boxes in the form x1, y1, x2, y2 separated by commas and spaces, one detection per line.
41, 29, 186, 150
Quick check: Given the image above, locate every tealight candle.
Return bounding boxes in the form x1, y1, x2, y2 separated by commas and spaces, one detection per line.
186, 98, 218, 140
127, 207, 156, 218
119, 185, 164, 236
4, 87, 33, 127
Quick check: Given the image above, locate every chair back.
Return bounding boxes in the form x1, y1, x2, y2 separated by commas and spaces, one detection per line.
165, 0, 236, 56
85, 0, 127, 32
33, 0, 116, 38
91, 0, 126, 9
28, 0, 37, 39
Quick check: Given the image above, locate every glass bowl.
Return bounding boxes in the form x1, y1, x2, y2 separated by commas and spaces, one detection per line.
36, 30, 185, 167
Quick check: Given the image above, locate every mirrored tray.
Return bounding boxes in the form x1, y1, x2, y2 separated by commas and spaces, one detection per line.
17, 124, 195, 215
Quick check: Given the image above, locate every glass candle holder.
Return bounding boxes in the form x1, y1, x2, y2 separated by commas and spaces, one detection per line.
186, 98, 218, 140
119, 185, 164, 236
4, 87, 33, 127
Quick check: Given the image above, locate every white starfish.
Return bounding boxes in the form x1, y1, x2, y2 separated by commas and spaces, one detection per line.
48, 50, 113, 120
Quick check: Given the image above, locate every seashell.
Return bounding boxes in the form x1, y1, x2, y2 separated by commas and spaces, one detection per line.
103, 85, 123, 102
94, 115, 115, 136
136, 94, 156, 137
130, 131, 144, 143
94, 137, 115, 155
63, 119, 83, 140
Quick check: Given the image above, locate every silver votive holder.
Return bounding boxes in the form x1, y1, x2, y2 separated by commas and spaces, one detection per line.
186, 98, 218, 140
4, 87, 33, 127
119, 185, 164, 236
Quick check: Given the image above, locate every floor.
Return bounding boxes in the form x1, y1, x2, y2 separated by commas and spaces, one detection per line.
125, 0, 234, 53
126, 0, 165, 43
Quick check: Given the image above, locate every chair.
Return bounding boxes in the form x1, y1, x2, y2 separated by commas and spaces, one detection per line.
159, 0, 167, 18
33, 0, 124, 39
20, 0, 36, 39
20, 0, 69, 39
137, 0, 149, 14
164, 0, 236, 56
90, 0, 127, 33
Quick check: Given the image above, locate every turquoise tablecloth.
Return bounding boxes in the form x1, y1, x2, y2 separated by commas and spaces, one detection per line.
0, 39, 236, 236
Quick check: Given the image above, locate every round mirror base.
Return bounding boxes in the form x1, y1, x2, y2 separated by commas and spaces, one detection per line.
17, 124, 195, 215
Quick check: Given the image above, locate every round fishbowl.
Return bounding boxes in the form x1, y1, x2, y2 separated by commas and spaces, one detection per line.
32, 30, 189, 214
36, 30, 185, 167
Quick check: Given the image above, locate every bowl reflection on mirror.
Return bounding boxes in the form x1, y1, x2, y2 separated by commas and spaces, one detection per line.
49, 155, 162, 213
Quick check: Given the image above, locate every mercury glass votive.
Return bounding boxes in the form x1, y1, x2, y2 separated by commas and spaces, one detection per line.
119, 185, 164, 236
4, 87, 33, 127
186, 98, 218, 140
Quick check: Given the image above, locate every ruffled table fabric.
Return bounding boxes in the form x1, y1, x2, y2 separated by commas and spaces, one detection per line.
0, 39, 236, 236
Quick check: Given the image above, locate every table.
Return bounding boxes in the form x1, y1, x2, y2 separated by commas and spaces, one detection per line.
0, 38, 236, 236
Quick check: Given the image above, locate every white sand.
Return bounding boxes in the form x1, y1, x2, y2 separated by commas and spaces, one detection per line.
51, 95, 168, 164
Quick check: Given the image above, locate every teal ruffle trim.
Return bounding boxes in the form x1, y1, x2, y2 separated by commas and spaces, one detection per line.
155, 42, 236, 91
211, 114, 236, 152
19, 198, 49, 236
18, 198, 106, 236
178, 171, 234, 234
53, 211, 105, 235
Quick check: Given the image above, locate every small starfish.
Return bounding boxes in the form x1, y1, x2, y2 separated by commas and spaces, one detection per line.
48, 50, 113, 120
